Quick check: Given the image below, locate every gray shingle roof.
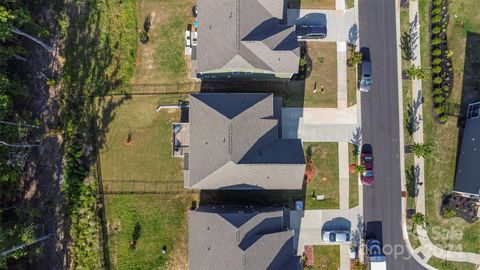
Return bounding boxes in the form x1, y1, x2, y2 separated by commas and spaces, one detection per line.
197, 0, 300, 74
189, 206, 301, 270
454, 116, 480, 196
186, 93, 305, 190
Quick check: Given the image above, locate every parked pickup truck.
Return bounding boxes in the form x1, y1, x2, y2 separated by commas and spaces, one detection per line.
295, 25, 327, 39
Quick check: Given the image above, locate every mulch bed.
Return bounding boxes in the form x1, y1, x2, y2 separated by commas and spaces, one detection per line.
440, 193, 479, 223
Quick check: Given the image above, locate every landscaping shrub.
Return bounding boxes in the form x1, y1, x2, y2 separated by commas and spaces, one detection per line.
432, 58, 442, 65
432, 0, 442, 6
431, 38, 442, 45
434, 95, 445, 103
439, 114, 447, 122
434, 106, 445, 115
432, 49, 442, 56
433, 77, 443, 84
431, 8, 442, 15
431, 15, 441, 24
433, 88, 443, 95
432, 27, 441, 34
432, 66, 442, 73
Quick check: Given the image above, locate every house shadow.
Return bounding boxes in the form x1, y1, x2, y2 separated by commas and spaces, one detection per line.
294, 13, 327, 27
454, 31, 480, 186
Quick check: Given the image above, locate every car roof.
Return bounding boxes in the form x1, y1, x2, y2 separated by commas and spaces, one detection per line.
362, 61, 372, 74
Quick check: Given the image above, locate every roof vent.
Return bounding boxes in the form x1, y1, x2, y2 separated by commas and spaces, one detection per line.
473, 137, 476, 141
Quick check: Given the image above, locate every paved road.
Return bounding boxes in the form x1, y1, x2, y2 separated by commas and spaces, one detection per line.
358, 0, 425, 269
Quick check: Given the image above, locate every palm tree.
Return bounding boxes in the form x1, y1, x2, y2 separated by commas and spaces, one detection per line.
355, 164, 365, 174
411, 143, 434, 158
412, 212, 425, 232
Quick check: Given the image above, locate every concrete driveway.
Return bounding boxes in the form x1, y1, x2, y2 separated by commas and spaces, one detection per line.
282, 106, 359, 142
290, 208, 363, 253
287, 9, 358, 44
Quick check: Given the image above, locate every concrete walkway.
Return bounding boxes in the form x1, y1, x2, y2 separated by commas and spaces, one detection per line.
401, 1, 480, 267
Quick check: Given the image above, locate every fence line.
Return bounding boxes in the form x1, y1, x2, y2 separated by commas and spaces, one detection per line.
101, 179, 184, 194
93, 82, 201, 96
445, 102, 461, 117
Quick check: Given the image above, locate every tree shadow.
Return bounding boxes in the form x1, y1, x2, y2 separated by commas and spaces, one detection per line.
406, 90, 423, 135
130, 222, 142, 249
348, 24, 359, 45
350, 127, 362, 156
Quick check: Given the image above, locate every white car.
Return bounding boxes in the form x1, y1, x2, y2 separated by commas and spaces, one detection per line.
185, 30, 191, 48
322, 230, 351, 243
191, 31, 197, 46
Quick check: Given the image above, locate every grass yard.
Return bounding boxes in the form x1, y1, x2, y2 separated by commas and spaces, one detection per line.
427, 256, 477, 270
418, 0, 480, 254
348, 143, 359, 208
288, 0, 336, 9
132, 0, 195, 84
304, 42, 338, 108
347, 48, 357, 107
304, 142, 339, 209
313, 245, 340, 270
97, 95, 187, 183
105, 193, 196, 270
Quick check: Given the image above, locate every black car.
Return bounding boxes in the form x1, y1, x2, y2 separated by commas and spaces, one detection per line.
295, 25, 327, 39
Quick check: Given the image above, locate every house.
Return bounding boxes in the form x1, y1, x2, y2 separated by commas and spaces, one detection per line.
454, 102, 480, 199
189, 206, 302, 270
183, 93, 306, 190
196, 0, 300, 80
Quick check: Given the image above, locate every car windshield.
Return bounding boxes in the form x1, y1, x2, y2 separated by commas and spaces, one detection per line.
361, 78, 372, 86
364, 156, 373, 162
329, 233, 336, 242
364, 170, 374, 177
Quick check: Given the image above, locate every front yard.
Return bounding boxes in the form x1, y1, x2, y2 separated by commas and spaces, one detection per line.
304, 142, 339, 209
312, 245, 340, 270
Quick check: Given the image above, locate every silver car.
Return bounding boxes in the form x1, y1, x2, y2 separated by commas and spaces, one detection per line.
322, 230, 351, 243
359, 61, 372, 92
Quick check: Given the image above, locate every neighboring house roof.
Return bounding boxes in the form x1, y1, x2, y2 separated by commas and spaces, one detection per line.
189, 206, 301, 270
185, 93, 305, 190
196, 0, 300, 74
454, 103, 480, 197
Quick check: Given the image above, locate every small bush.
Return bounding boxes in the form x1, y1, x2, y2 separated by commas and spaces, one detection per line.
432, 27, 441, 34
432, 0, 442, 6
434, 106, 445, 115
432, 65, 442, 73
431, 8, 442, 15
432, 58, 442, 65
433, 88, 443, 95
431, 15, 441, 24
432, 49, 442, 56
443, 85, 450, 92
439, 114, 448, 122
431, 38, 442, 45
434, 95, 445, 103
433, 77, 443, 84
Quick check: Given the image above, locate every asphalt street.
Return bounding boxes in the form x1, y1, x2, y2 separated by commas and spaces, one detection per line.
358, 0, 425, 269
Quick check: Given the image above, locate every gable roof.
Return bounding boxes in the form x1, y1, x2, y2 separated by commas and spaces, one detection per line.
189, 207, 301, 270
185, 93, 305, 190
196, 0, 300, 74
454, 107, 480, 196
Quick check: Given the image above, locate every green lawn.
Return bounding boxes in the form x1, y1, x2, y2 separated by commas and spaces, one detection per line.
347, 48, 357, 107
303, 42, 338, 108
304, 143, 339, 209
131, 0, 195, 83
97, 95, 186, 183
348, 143, 359, 208
288, 0, 336, 9
427, 256, 477, 270
313, 245, 340, 270
105, 193, 195, 270
418, 0, 480, 254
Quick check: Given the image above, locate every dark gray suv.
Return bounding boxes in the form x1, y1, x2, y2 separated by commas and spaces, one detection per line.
295, 25, 327, 39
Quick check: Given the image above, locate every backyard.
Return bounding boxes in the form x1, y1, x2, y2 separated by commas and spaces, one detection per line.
132, 0, 196, 83
105, 193, 196, 270
313, 245, 340, 270
417, 0, 480, 255
304, 142, 340, 209
303, 42, 338, 108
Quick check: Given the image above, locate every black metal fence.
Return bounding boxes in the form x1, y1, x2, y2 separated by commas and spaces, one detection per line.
445, 102, 461, 117
101, 179, 184, 194
97, 82, 201, 96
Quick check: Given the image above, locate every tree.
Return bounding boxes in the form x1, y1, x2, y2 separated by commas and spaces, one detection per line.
348, 50, 363, 67
411, 212, 425, 231
355, 164, 365, 174
400, 32, 413, 61
405, 65, 429, 80
411, 143, 434, 158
